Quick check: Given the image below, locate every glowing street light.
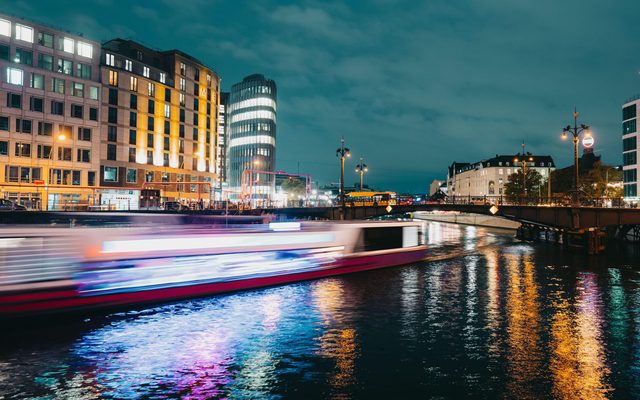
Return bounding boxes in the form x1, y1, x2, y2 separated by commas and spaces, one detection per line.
355, 157, 368, 191
561, 109, 591, 199
336, 137, 350, 209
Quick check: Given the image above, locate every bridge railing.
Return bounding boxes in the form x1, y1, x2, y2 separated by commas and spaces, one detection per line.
443, 195, 631, 208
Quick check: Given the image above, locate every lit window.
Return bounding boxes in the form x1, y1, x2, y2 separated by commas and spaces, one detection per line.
89, 86, 99, 100
105, 53, 115, 66
77, 41, 92, 58
125, 59, 132, 71
180, 77, 186, 91
180, 62, 186, 75
130, 76, 138, 91
109, 70, 118, 86
159, 72, 166, 84
164, 103, 170, 118
6, 67, 23, 85
179, 93, 185, 106
148, 82, 155, 96
62, 37, 74, 53
143, 66, 150, 78
0, 19, 10, 37
15, 24, 33, 43
73, 82, 84, 97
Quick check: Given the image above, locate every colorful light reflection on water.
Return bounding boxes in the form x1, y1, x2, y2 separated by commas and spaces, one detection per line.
1, 222, 640, 399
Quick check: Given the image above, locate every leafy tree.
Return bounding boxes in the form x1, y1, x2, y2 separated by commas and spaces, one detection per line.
504, 169, 543, 197
550, 161, 622, 198
281, 178, 306, 197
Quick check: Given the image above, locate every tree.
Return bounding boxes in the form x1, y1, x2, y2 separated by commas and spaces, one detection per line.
281, 178, 306, 197
504, 169, 543, 197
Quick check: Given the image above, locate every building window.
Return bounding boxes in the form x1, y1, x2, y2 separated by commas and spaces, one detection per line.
15, 24, 34, 43
51, 101, 64, 115
624, 137, 637, 152
0, 19, 10, 37
127, 168, 137, 183
77, 149, 91, 163
147, 116, 154, 130
179, 93, 185, 106
37, 122, 52, 136
128, 147, 136, 162
59, 125, 72, 140
107, 144, 117, 161
108, 88, 118, 105
148, 99, 155, 114
623, 119, 636, 135
108, 126, 117, 142
15, 143, 31, 157
89, 107, 98, 121
624, 184, 637, 197
623, 152, 637, 166
78, 127, 91, 141
6, 67, 23, 85
16, 119, 32, 134
193, 128, 198, 141
194, 98, 199, 111
148, 82, 155, 97
179, 77, 186, 91
130, 76, 138, 91
77, 41, 93, 58
61, 37, 74, 53
179, 109, 185, 123
164, 120, 170, 134
179, 125, 185, 138
52, 78, 65, 94
130, 94, 138, 109
147, 133, 154, 148
624, 169, 637, 183
159, 72, 166, 84
180, 62, 186, 75
73, 82, 84, 97
57, 58, 73, 75
0, 117, 8, 131
36, 144, 51, 159
30, 97, 44, 112
194, 83, 199, 96
30, 73, 44, 89
58, 147, 72, 161
0, 141, 6, 156
108, 107, 117, 124
130, 111, 137, 127
15, 48, 32, 65
105, 53, 115, 66
143, 66, 150, 78
88, 171, 96, 186
125, 59, 132, 71
109, 70, 118, 86
623, 104, 636, 121
76, 63, 91, 79
129, 129, 137, 145
164, 103, 170, 118
89, 86, 99, 100
192, 112, 198, 125
7, 93, 21, 108
37, 31, 53, 48
104, 166, 118, 182
164, 136, 170, 151
38, 54, 53, 71
0, 44, 8, 60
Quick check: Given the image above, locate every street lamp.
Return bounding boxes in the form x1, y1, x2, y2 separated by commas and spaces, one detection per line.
513, 151, 533, 196
336, 137, 350, 209
355, 157, 368, 191
561, 110, 590, 199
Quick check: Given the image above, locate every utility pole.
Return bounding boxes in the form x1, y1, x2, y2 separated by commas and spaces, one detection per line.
355, 157, 368, 191
336, 137, 350, 209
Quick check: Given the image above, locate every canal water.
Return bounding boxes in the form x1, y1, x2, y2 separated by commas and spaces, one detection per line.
1, 222, 640, 399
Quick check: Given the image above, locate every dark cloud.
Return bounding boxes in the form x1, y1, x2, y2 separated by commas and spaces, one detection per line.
7, 0, 640, 192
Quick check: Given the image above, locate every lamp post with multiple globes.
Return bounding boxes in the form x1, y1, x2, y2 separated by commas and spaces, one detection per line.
336, 137, 350, 209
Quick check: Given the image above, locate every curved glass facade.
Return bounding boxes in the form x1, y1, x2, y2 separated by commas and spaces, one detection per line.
227, 74, 277, 201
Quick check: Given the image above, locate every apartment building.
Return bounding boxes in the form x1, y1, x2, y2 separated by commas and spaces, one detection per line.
99, 39, 220, 209
0, 14, 101, 210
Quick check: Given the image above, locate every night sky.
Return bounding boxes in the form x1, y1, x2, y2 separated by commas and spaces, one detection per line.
5, 0, 640, 192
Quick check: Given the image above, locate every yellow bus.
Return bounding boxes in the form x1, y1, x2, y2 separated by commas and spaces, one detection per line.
345, 191, 397, 207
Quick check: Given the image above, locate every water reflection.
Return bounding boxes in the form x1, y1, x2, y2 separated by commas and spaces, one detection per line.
1, 221, 639, 398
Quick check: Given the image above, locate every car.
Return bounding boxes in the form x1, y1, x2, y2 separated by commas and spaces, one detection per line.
0, 199, 26, 211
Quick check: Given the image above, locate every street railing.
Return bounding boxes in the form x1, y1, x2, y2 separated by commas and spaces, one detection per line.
443, 195, 631, 208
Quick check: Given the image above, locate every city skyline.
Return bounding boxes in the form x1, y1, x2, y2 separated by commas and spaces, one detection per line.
3, 0, 640, 192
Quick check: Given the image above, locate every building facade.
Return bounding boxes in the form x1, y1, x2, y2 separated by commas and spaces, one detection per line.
622, 98, 638, 201
447, 155, 555, 198
227, 74, 276, 202
0, 14, 101, 210
99, 39, 220, 209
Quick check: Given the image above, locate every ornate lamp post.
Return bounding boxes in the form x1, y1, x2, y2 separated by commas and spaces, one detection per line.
355, 157, 368, 191
336, 137, 350, 208
561, 110, 591, 199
